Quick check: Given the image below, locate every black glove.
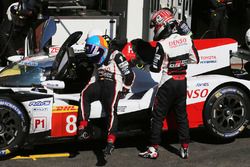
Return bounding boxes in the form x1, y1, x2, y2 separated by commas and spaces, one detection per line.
120, 87, 129, 99
130, 38, 155, 64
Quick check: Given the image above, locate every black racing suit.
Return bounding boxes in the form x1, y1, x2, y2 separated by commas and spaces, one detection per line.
209, 0, 228, 38
149, 33, 199, 145
22, 0, 45, 16
78, 50, 135, 143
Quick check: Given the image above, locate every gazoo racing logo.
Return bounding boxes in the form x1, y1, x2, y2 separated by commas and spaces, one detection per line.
29, 100, 51, 106
187, 88, 209, 99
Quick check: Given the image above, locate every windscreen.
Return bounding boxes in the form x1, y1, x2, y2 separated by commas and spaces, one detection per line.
0, 57, 53, 87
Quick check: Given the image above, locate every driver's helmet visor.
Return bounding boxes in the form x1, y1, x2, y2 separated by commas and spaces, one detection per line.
85, 44, 101, 57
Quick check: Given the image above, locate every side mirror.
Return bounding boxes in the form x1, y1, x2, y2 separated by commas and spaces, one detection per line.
41, 80, 65, 89
7, 55, 24, 63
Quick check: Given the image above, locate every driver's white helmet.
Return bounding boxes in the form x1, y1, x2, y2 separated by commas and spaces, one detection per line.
245, 28, 250, 49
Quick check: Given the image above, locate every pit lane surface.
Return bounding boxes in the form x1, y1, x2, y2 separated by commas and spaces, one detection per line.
1, 128, 250, 167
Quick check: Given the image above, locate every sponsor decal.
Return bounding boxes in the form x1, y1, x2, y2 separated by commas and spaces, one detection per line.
169, 38, 187, 48
168, 59, 188, 68
126, 44, 134, 54
18, 61, 38, 67
224, 132, 239, 138
221, 88, 236, 94
199, 55, 217, 64
215, 92, 222, 98
121, 42, 136, 62
152, 54, 161, 68
49, 46, 60, 56
46, 83, 59, 87
29, 100, 51, 106
117, 106, 127, 113
32, 107, 48, 112
53, 105, 78, 113
196, 82, 209, 87
118, 61, 129, 69
219, 88, 244, 97
118, 61, 131, 75
187, 89, 209, 99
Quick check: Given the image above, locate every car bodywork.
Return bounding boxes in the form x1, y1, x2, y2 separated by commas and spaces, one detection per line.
1, 35, 250, 157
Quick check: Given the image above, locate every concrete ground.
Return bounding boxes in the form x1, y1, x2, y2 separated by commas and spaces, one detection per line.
1, 127, 250, 167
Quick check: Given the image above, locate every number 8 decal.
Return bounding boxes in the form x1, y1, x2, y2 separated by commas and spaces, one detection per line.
66, 115, 77, 133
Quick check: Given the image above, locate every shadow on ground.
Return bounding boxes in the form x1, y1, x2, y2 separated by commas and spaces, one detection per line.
3, 127, 250, 166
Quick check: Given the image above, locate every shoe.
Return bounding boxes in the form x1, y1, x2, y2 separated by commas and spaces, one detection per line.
138, 146, 159, 159
180, 147, 189, 159
103, 143, 115, 156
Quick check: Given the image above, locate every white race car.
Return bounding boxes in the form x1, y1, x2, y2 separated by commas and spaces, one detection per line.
0, 32, 249, 157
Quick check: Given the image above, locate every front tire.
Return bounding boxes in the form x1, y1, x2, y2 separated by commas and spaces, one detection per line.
0, 98, 29, 157
203, 86, 249, 139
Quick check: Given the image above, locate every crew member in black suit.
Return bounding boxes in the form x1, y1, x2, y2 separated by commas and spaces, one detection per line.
208, 0, 229, 38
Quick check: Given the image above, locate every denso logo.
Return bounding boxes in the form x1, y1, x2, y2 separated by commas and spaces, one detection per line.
29, 101, 51, 106
169, 38, 187, 48
187, 89, 209, 99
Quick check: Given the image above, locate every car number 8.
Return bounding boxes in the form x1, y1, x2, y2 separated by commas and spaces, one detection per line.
66, 115, 77, 133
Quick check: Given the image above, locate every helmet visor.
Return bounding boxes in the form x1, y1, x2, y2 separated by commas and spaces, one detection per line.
85, 44, 105, 64
85, 44, 100, 57
150, 20, 155, 29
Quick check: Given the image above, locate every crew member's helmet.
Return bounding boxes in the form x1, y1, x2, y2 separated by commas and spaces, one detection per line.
245, 28, 250, 49
85, 35, 109, 65
150, 9, 176, 40
6, 2, 31, 26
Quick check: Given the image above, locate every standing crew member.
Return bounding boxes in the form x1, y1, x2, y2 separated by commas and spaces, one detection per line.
138, 9, 199, 159
208, 0, 228, 38
77, 35, 135, 156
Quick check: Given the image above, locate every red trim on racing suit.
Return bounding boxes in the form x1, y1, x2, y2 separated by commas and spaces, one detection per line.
78, 50, 135, 142
149, 33, 199, 145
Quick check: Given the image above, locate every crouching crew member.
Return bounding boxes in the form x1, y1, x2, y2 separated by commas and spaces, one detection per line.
77, 35, 135, 157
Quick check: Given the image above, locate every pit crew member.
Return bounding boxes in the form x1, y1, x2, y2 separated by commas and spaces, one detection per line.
208, 0, 228, 38
138, 9, 199, 159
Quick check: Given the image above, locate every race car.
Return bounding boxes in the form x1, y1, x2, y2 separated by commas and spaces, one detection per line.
0, 31, 249, 157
